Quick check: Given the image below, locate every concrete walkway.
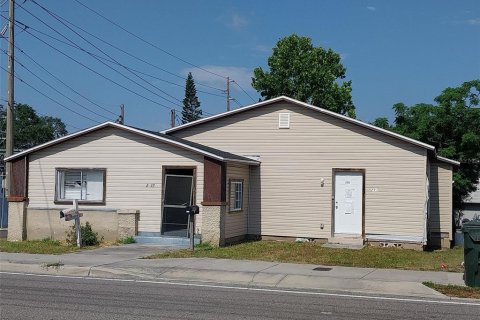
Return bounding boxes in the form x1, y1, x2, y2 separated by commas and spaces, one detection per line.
0, 244, 467, 300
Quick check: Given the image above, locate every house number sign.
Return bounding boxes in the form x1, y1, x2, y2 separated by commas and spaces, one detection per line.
145, 183, 161, 188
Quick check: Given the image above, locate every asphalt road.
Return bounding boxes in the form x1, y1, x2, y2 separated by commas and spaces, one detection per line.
1, 273, 478, 320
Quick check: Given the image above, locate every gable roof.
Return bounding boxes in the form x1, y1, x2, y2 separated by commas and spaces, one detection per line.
163, 96, 460, 166
4, 122, 260, 165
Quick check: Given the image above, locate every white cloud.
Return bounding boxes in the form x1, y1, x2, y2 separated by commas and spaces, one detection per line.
466, 18, 480, 25
366, 6, 376, 11
229, 13, 249, 31
183, 65, 255, 93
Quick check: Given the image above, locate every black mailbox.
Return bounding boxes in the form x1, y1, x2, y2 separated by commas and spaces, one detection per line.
185, 205, 199, 215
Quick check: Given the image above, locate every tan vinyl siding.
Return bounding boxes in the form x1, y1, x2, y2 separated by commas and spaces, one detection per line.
172, 101, 428, 239
225, 164, 250, 239
429, 161, 453, 239
27, 127, 204, 233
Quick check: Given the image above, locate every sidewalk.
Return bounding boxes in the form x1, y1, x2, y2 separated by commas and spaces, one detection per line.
0, 244, 466, 299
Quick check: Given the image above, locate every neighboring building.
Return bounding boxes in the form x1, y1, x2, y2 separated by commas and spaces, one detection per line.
5, 97, 459, 249
463, 184, 480, 223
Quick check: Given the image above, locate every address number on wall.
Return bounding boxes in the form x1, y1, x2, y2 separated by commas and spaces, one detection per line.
146, 183, 161, 188
368, 188, 379, 192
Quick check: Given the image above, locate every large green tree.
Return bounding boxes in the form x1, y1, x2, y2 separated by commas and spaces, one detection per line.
181, 72, 202, 124
0, 103, 67, 150
252, 34, 355, 117
373, 80, 480, 210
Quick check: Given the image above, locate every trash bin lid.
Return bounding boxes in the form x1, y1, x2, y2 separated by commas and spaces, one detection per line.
462, 220, 480, 233
467, 234, 480, 242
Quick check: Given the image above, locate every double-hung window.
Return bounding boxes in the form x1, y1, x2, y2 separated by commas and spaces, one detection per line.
55, 169, 105, 203
230, 180, 243, 212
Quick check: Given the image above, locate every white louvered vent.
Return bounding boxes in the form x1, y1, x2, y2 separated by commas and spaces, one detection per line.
278, 113, 290, 129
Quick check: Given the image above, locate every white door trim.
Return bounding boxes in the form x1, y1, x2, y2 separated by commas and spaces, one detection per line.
332, 169, 365, 237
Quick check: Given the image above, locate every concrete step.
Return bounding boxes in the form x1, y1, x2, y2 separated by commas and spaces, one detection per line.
134, 235, 200, 246
328, 235, 364, 246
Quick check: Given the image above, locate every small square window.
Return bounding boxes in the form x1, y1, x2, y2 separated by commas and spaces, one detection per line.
55, 169, 105, 204
230, 180, 243, 212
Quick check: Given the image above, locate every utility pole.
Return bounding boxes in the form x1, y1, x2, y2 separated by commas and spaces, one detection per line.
5, 0, 14, 197
170, 109, 175, 128
226, 77, 233, 112
119, 104, 124, 124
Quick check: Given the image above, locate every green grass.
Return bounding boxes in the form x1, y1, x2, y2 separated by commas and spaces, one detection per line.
146, 241, 464, 272
423, 282, 480, 299
119, 236, 136, 245
0, 239, 81, 254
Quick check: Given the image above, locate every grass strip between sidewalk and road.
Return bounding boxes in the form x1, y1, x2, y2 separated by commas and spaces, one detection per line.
1, 239, 81, 254
146, 241, 464, 272
423, 282, 480, 299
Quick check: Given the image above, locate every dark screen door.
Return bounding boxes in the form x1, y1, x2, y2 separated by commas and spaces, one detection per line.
161, 174, 193, 237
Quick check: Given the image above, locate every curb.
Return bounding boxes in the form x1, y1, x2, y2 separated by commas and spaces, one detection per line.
0, 261, 449, 300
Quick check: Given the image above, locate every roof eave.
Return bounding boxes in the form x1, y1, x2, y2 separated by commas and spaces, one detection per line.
435, 155, 461, 166
4, 122, 252, 164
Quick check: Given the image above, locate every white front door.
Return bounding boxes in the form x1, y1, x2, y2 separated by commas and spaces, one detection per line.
334, 171, 363, 235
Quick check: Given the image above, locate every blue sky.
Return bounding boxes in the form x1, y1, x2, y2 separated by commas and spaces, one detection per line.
1, 0, 479, 132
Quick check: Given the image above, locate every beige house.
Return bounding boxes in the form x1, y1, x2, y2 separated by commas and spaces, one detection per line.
6, 96, 459, 248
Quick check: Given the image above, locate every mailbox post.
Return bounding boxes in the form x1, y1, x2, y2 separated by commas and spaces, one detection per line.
185, 205, 199, 251
59, 199, 83, 247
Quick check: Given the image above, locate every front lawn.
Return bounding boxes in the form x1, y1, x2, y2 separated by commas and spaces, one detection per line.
147, 241, 464, 272
0, 239, 81, 254
423, 282, 480, 299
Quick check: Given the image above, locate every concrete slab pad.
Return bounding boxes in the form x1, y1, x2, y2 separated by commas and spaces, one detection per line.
161, 268, 255, 284
276, 275, 446, 298
322, 243, 365, 250
363, 268, 465, 286
263, 262, 375, 279
175, 258, 278, 273
0, 262, 89, 277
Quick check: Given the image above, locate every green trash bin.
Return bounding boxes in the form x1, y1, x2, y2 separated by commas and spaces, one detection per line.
462, 221, 480, 287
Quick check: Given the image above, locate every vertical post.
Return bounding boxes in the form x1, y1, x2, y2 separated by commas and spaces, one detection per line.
226, 76, 230, 112
189, 214, 195, 251
120, 104, 124, 124
5, 0, 15, 197
170, 109, 175, 128
74, 199, 81, 247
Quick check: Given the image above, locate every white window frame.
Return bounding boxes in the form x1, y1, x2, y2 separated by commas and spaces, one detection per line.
55, 168, 106, 204
230, 180, 244, 212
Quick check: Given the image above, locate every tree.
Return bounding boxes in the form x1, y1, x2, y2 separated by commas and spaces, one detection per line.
371, 117, 391, 130
181, 72, 202, 124
0, 103, 67, 150
373, 80, 480, 210
252, 34, 355, 117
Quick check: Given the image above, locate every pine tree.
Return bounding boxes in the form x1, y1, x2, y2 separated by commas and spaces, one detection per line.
181, 72, 202, 124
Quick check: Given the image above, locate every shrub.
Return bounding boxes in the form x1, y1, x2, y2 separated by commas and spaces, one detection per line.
66, 221, 102, 246
120, 236, 136, 244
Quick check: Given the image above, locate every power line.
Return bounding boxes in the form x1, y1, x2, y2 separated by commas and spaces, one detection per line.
13, 42, 117, 116
0, 64, 100, 123
10, 52, 113, 121
72, 0, 227, 80
0, 45, 114, 120
21, 3, 225, 94
16, 22, 178, 113
18, 24, 225, 100
0, 97, 82, 131
17, 3, 185, 109
232, 80, 256, 103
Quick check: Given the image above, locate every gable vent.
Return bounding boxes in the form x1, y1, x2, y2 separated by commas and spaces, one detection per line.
278, 113, 290, 129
